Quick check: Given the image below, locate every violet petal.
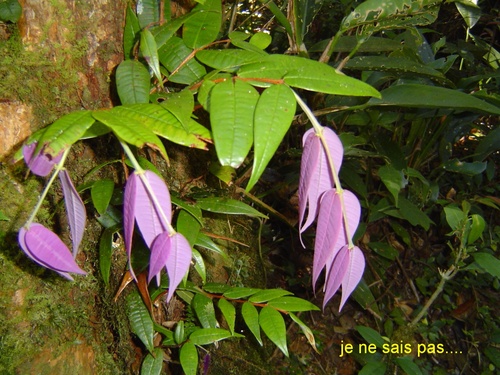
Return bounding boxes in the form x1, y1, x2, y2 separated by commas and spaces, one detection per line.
123, 172, 138, 279
165, 233, 192, 302
339, 246, 365, 311
148, 232, 171, 285
322, 244, 350, 309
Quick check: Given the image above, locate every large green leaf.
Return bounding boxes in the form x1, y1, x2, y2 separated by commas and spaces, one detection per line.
140, 29, 163, 84
248, 289, 293, 303
108, 104, 209, 150
473, 252, 500, 279
180, 342, 198, 375
218, 298, 236, 334
189, 328, 234, 345
196, 49, 267, 72
91, 179, 115, 215
194, 232, 229, 261
223, 287, 261, 299
344, 56, 451, 86
127, 291, 155, 352
241, 302, 262, 345
247, 84, 296, 191
210, 79, 259, 168
123, 6, 141, 59
99, 226, 118, 286
341, 0, 441, 35
136, 0, 159, 29
355, 325, 386, 349
91, 108, 168, 160
192, 294, 218, 329
183, 0, 222, 49
238, 55, 380, 97
36, 111, 96, 156
0, 0, 22, 23
368, 84, 500, 115
158, 36, 206, 85
259, 306, 288, 357
267, 297, 320, 312
152, 12, 197, 48
116, 60, 151, 105
140, 348, 164, 375
195, 197, 267, 218
159, 89, 194, 131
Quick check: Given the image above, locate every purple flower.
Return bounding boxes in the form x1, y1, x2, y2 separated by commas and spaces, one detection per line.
123, 170, 192, 301
18, 223, 86, 280
22, 142, 63, 177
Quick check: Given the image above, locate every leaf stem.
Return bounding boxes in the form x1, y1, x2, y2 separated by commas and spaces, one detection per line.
25, 148, 71, 228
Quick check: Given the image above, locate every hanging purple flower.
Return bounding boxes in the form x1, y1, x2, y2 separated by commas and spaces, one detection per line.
22, 142, 63, 177
18, 223, 86, 280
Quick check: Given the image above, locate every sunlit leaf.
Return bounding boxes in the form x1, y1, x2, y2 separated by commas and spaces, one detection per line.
0, 0, 22, 23
116, 60, 151, 105
247, 84, 296, 191
136, 0, 159, 29
241, 302, 262, 345
180, 342, 198, 375
159, 89, 194, 131
196, 49, 266, 72
140, 29, 163, 84
210, 79, 259, 168
259, 306, 288, 357
250, 32, 272, 49
59, 170, 87, 257
127, 290, 155, 352
183, 0, 222, 49
267, 297, 320, 312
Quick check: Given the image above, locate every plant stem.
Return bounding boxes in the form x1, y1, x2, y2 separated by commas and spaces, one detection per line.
25, 148, 71, 228
410, 266, 457, 326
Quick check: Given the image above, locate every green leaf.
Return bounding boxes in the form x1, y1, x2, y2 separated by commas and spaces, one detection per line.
359, 362, 387, 375
455, 1, 481, 28
474, 126, 500, 161
180, 342, 198, 375
0, 211, 9, 221
473, 253, 500, 279
394, 356, 423, 375
444, 205, 465, 231
202, 282, 231, 294
443, 159, 487, 176
248, 289, 293, 303
195, 197, 267, 218
92, 108, 168, 160
267, 297, 320, 312
191, 248, 206, 283
468, 214, 486, 244
183, 0, 222, 49
127, 291, 155, 352
194, 233, 229, 261
292, 0, 323, 49
171, 195, 203, 225
259, 306, 288, 357
247, 84, 296, 191
341, 0, 440, 35
344, 56, 451, 86
196, 49, 267, 72
223, 287, 261, 299
208, 162, 236, 185
36, 111, 96, 156
378, 165, 407, 207
116, 60, 151, 105
158, 37, 206, 85
159, 89, 194, 131
140, 29, 163, 84
352, 279, 381, 316
355, 325, 386, 349
249, 32, 272, 50
175, 320, 185, 344
238, 55, 380, 97
106, 104, 208, 150
152, 12, 197, 48
123, 6, 141, 59
189, 328, 234, 345
192, 294, 218, 329
218, 298, 236, 334
176, 209, 201, 247
0, 0, 22, 23
210, 79, 259, 168
368, 84, 500, 115
91, 179, 115, 215
397, 196, 433, 230
136, 0, 159, 29
140, 348, 164, 375
241, 302, 262, 345
289, 312, 317, 352
99, 226, 118, 286
368, 242, 398, 261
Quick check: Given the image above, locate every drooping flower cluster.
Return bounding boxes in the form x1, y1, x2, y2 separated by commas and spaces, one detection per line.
299, 127, 365, 310
18, 142, 86, 280
124, 170, 192, 302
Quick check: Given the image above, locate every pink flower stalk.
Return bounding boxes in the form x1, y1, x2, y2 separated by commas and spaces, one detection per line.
299, 125, 365, 311
123, 170, 192, 301
18, 223, 86, 280
22, 142, 63, 177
